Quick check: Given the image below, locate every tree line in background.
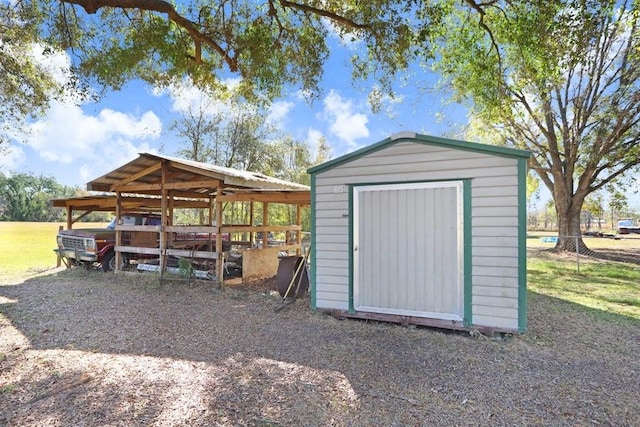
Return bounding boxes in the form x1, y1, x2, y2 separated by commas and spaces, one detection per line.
0, 172, 108, 222
528, 185, 640, 233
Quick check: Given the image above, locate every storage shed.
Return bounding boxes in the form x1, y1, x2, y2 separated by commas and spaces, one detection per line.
309, 132, 531, 333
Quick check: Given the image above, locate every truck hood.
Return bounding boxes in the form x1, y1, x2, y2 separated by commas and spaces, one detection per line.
59, 229, 115, 239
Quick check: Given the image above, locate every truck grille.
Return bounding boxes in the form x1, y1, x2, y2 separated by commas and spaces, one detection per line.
60, 236, 86, 251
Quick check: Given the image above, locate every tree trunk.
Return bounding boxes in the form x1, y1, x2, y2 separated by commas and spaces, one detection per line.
555, 200, 591, 253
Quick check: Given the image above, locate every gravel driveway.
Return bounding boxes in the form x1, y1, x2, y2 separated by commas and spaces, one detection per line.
0, 269, 638, 426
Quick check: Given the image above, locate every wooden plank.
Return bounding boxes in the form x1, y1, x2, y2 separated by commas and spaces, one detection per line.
220, 225, 301, 233
163, 179, 221, 190
109, 162, 162, 191
165, 225, 216, 233
165, 249, 218, 259
115, 246, 160, 255
216, 192, 310, 204
115, 225, 161, 232
115, 183, 163, 193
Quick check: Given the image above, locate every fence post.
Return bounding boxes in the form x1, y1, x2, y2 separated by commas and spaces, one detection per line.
575, 235, 580, 274
56, 225, 63, 267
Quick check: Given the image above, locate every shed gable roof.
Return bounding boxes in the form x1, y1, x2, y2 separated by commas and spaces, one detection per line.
308, 132, 531, 175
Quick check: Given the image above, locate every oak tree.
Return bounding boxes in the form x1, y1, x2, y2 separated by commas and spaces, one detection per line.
435, 0, 640, 251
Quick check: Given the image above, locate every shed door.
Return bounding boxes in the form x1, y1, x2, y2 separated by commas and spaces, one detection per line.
353, 181, 464, 320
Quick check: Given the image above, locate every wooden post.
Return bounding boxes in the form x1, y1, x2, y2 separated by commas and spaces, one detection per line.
208, 196, 214, 251
296, 204, 302, 255
159, 161, 168, 274
262, 202, 269, 248
56, 225, 63, 267
66, 207, 72, 230
115, 192, 122, 271
168, 189, 175, 247
215, 188, 224, 284
249, 201, 254, 247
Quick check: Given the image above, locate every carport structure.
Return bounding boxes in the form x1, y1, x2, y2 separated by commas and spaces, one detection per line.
53, 153, 310, 283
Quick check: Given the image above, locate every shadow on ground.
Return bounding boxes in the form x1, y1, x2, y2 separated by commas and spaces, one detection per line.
0, 269, 638, 426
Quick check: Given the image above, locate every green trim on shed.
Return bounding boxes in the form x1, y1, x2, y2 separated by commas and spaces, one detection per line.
310, 173, 317, 310
348, 185, 355, 314
463, 179, 473, 327
517, 157, 528, 332
308, 132, 531, 176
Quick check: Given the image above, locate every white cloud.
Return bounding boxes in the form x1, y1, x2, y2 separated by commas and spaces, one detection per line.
158, 78, 243, 117
321, 90, 369, 148
0, 145, 26, 173
306, 128, 324, 146
266, 101, 294, 128
22, 101, 161, 180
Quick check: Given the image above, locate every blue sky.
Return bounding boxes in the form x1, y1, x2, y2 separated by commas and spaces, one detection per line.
1, 40, 468, 190
2, 36, 638, 212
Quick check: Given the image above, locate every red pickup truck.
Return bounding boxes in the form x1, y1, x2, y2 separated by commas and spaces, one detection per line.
55, 214, 228, 271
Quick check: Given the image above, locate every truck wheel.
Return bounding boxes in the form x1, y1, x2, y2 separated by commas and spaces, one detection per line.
101, 251, 127, 272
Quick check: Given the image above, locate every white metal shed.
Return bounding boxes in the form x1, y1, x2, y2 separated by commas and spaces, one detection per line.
308, 132, 531, 333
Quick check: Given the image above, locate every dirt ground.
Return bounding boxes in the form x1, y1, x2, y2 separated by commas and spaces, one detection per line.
0, 268, 638, 426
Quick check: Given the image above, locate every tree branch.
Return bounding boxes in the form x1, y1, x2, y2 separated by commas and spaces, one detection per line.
62, 0, 237, 70
277, 0, 369, 30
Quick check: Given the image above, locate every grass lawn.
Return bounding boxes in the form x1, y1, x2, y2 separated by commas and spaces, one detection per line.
0, 222, 107, 282
528, 253, 640, 321
1, 222, 638, 321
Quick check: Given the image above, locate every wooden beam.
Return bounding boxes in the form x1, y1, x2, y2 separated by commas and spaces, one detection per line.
111, 183, 162, 193
221, 225, 301, 233
216, 191, 310, 204
163, 179, 221, 190
72, 210, 93, 224
114, 246, 161, 255
109, 162, 162, 191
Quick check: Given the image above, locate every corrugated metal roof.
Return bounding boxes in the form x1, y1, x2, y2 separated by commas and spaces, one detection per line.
86, 153, 309, 194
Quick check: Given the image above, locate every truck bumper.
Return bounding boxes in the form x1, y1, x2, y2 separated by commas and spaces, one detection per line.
54, 248, 98, 263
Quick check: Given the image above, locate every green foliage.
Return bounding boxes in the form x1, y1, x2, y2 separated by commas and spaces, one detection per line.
41, 0, 447, 102
434, 0, 640, 248
0, 173, 73, 221
0, 2, 61, 147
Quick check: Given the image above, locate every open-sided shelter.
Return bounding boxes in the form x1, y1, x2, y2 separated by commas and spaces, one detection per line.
308, 132, 531, 333
53, 153, 310, 283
